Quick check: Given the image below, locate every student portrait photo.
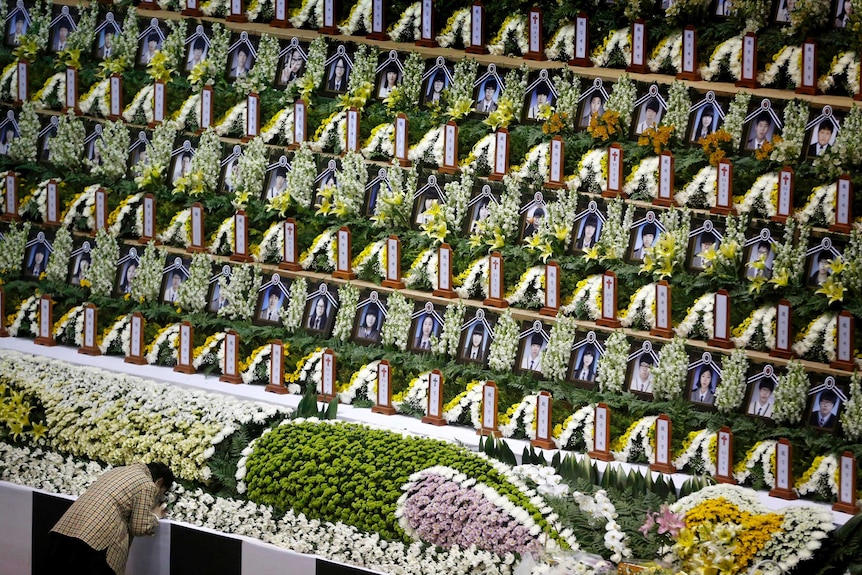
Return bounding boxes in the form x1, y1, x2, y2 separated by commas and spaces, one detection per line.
0, 125, 17, 155
807, 121, 836, 158
40, 121, 58, 162
96, 29, 116, 60
6, 14, 27, 47
258, 288, 284, 323
326, 56, 350, 93
690, 105, 718, 143
467, 197, 492, 234
715, 0, 732, 16
807, 252, 834, 287
628, 355, 655, 394
222, 159, 240, 194
139, 32, 162, 65
376, 63, 401, 99
574, 214, 601, 251
161, 271, 184, 304
69, 252, 91, 286
414, 194, 438, 226
24, 244, 49, 277
747, 379, 775, 418
305, 295, 332, 332
745, 240, 774, 279
521, 206, 545, 239
808, 388, 841, 429
571, 344, 598, 383
278, 48, 305, 86
635, 98, 662, 134
208, 276, 231, 313
579, 93, 605, 127
315, 168, 338, 206
171, 152, 193, 184
835, 0, 852, 27
423, 70, 449, 106
525, 85, 554, 120
186, 37, 208, 71
365, 177, 388, 216
354, 302, 383, 343
116, 259, 139, 295
630, 222, 660, 262
745, 112, 775, 151
690, 231, 719, 270
775, 0, 796, 22
51, 18, 73, 52
689, 366, 719, 405
460, 323, 489, 363
411, 311, 441, 352
265, 167, 289, 201
519, 333, 546, 373
475, 78, 499, 114
229, 46, 254, 79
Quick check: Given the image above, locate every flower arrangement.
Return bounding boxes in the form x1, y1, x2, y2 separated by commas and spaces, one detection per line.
793, 313, 837, 362
44, 226, 71, 283
732, 305, 776, 351
0, 221, 30, 274
604, 74, 637, 132
454, 257, 488, 299
7, 295, 39, 337
88, 228, 119, 298
218, 264, 262, 322
299, 227, 337, 272
840, 372, 862, 440
486, 309, 519, 372
769, 218, 809, 289
596, 332, 628, 394
623, 157, 660, 200
651, 337, 689, 401
445, 58, 479, 122
593, 197, 633, 261
99, 315, 131, 355
469, 175, 520, 250
50, 110, 86, 170
818, 52, 859, 95
332, 283, 359, 342
435, 298, 465, 357
619, 284, 656, 331
770, 99, 808, 163
786, 0, 831, 35
817, 104, 862, 180
772, 360, 809, 424
380, 291, 412, 351
546, 24, 575, 62
542, 314, 579, 381
662, 81, 691, 144
700, 35, 744, 81
562, 275, 603, 319
192, 332, 226, 372
436, 9, 470, 49
351, 239, 385, 280
612, 415, 658, 465
61, 185, 99, 232
714, 348, 750, 414
444, 380, 484, 426
649, 33, 683, 74
759, 46, 802, 88
9, 102, 39, 162
371, 160, 416, 230
387, 2, 421, 42
733, 440, 777, 487
796, 182, 835, 226
234, 137, 268, 208
338, 0, 373, 35
591, 29, 631, 68
487, 15, 528, 56
672, 293, 715, 339
555, 404, 595, 451
175, 253, 212, 313
641, 208, 691, 279
129, 242, 165, 304
505, 266, 544, 308
90, 121, 131, 181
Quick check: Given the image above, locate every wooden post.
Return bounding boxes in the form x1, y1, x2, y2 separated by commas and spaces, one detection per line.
15, 60, 28, 104
602, 144, 624, 198
588, 403, 613, 461
141, 194, 156, 243
540, 261, 560, 317
439, 121, 459, 174
318, 0, 339, 34
649, 414, 676, 474
199, 84, 214, 133
421, 369, 446, 425
433, 243, 457, 298
545, 136, 565, 189
188, 203, 206, 253
93, 188, 107, 235
182, 0, 203, 17
1, 172, 20, 221
220, 330, 242, 384
483, 251, 508, 308
531, 391, 555, 450
0, 287, 8, 337
45, 180, 60, 226
243, 92, 260, 142
772, 167, 794, 223
797, 39, 818, 95
226, 0, 248, 22
174, 321, 195, 374
367, 0, 386, 39
831, 175, 853, 233
394, 113, 410, 167
416, 0, 438, 47
626, 19, 647, 73
831, 311, 856, 371
653, 151, 675, 207
265, 340, 290, 394
711, 158, 734, 215
289, 99, 307, 149
488, 128, 509, 181
736, 33, 758, 88
371, 360, 396, 415
78, 303, 101, 356
677, 26, 701, 81
125, 312, 147, 365
63, 66, 79, 114
345, 107, 360, 153
108, 74, 123, 120
715, 426, 737, 484
149, 80, 167, 128
769, 439, 798, 500
569, 13, 592, 67
271, 0, 291, 27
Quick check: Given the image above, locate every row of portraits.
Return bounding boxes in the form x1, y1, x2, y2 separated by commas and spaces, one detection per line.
4, 0, 855, 64
5, 227, 851, 432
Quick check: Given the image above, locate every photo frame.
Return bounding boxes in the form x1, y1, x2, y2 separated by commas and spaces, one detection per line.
473, 63, 505, 115
577, 78, 611, 128
571, 200, 606, 252
227, 32, 257, 80
688, 92, 725, 143
23, 229, 54, 279
0, 111, 19, 157
37, 116, 58, 162
632, 85, 668, 136
314, 158, 340, 207
686, 352, 722, 408
94, 13, 122, 60
745, 365, 779, 419
207, 264, 233, 314
137, 18, 166, 66
263, 155, 292, 202
775, 0, 795, 23
687, 219, 724, 272
67, 239, 93, 286
519, 191, 548, 242
743, 228, 778, 280
84, 124, 104, 167
457, 309, 496, 365
375, 50, 404, 100
805, 237, 843, 288
742, 99, 783, 152
128, 131, 150, 171
421, 57, 454, 107
412, 175, 447, 227
834, 0, 852, 27
221, 145, 243, 194
806, 377, 847, 432
516, 320, 550, 375
364, 167, 391, 216
256, 273, 293, 325
464, 185, 499, 234
627, 340, 662, 396
276, 38, 308, 86
160, 255, 192, 305
567, 330, 606, 388
169, 140, 196, 185
410, 301, 444, 352
184, 25, 210, 72
522, 70, 557, 122
626, 210, 666, 264
804, 106, 840, 159
114, 246, 142, 296
49, 6, 76, 53
303, 282, 339, 335
352, 290, 388, 344
5, 2, 31, 48
323, 45, 354, 94
715, 0, 732, 17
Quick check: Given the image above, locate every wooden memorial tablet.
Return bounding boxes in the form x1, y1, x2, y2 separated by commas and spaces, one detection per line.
319, 0, 339, 34
797, 39, 818, 95
833, 451, 859, 515
466, 1, 487, 55
531, 391, 555, 450
433, 243, 457, 298
831, 175, 853, 233
540, 261, 560, 317
345, 107, 360, 154
626, 20, 647, 73
280, 218, 302, 271
395, 113, 410, 167
678, 26, 701, 81
227, 0, 248, 23
478, 381, 502, 437
382, 235, 406, 289
488, 128, 509, 181
230, 210, 253, 263
483, 251, 508, 308
770, 300, 794, 359
219, 330, 242, 384
367, 0, 386, 39
736, 33, 758, 88
715, 426, 737, 484
64, 66, 79, 114
188, 203, 205, 253
769, 439, 798, 500
78, 303, 101, 356
588, 403, 613, 461
546, 136, 565, 189
290, 99, 307, 149
150, 80, 167, 128
141, 193, 156, 243
182, 0, 203, 17
422, 369, 447, 425
711, 158, 734, 215
371, 360, 396, 415
199, 85, 214, 133
570, 14, 592, 67
524, 7, 545, 61
440, 121, 459, 174
332, 226, 358, 280
45, 180, 60, 226
773, 167, 794, 223
653, 151, 674, 207
93, 188, 107, 235
318, 348, 337, 401
650, 280, 673, 338
270, 0, 291, 28
416, 0, 438, 47
15, 60, 28, 104
831, 311, 856, 371
265, 340, 290, 394
174, 321, 196, 374
243, 92, 260, 142
602, 144, 624, 198
109, 74, 123, 120
2, 172, 19, 221
649, 414, 675, 474
708, 289, 733, 348
596, 271, 621, 328
125, 313, 146, 365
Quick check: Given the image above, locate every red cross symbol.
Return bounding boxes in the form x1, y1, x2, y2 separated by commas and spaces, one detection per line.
720, 434, 728, 446
325, 356, 331, 368
781, 173, 790, 186
720, 165, 728, 177
532, 13, 538, 25
492, 259, 499, 271
605, 277, 613, 290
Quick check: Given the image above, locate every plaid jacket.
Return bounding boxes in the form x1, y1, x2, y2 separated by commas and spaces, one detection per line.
52, 463, 159, 575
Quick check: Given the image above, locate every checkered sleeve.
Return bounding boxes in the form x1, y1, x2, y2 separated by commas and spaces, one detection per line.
128, 482, 158, 537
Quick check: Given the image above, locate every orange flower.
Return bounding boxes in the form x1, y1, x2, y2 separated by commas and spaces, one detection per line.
588, 110, 622, 142
638, 125, 674, 155
700, 129, 734, 167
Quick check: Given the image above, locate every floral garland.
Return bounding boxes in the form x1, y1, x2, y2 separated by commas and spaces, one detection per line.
505, 266, 545, 308
78, 78, 110, 118
732, 305, 776, 351
436, 8, 470, 49
759, 45, 802, 87
554, 404, 594, 451
796, 182, 835, 226
773, 360, 809, 424
561, 275, 602, 320
31, 72, 64, 108
454, 257, 489, 299
332, 283, 360, 342
254, 221, 283, 264
623, 157, 659, 199
597, 331, 628, 394
591, 29, 630, 68
649, 33, 683, 74
770, 99, 808, 164
542, 315, 579, 382
675, 165, 717, 208
715, 348, 749, 413
793, 313, 838, 362
618, 283, 656, 330
145, 323, 181, 366
192, 332, 227, 372
487, 15, 528, 56
280, 276, 308, 332
512, 465, 569, 498
392, 371, 432, 414
674, 293, 715, 340
545, 24, 574, 61
338, 0, 372, 35
444, 380, 484, 426
576, 149, 608, 195
261, 107, 292, 145
673, 429, 717, 475
612, 416, 658, 464
700, 35, 744, 81
61, 185, 99, 231
88, 228, 119, 298
403, 248, 436, 289
52, 304, 85, 346
387, 2, 421, 42
487, 309, 519, 372
362, 122, 394, 159
299, 227, 337, 271
818, 52, 860, 94
99, 315, 131, 355
209, 216, 236, 256
159, 209, 192, 247
733, 440, 777, 486
338, 361, 378, 405
44, 226, 71, 283
108, 193, 145, 237
497, 395, 537, 439
796, 454, 839, 499
380, 291, 412, 351
7, 295, 39, 337
122, 84, 155, 125
735, 172, 778, 217
240, 345, 270, 385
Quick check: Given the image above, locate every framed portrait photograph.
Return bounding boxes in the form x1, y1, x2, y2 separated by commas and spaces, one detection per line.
473, 64, 504, 115
835, 0, 852, 27
364, 167, 390, 217
686, 352, 722, 408
85, 124, 104, 168
519, 192, 547, 242
715, 0, 732, 17
169, 141, 196, 185
689, 103, 721, 143
567, 331, 606, 388
577, 80, 610, 128
807, 379, 846, 431
207, 264, 233, 314
323, 46, 353, 94
634, 97, 663, 135
352, 290, 387, 344
744, 230, 777, 280
227, 32, 257, 80
627, 212, 664, 264
805, 108, 840, 158
805, 237, 843, 288
410, 301, 443, 352
517, 321, 550, 375
375, 52, 403, 100
277, 40, 307, 87
49, 7, 76, 53
23, 230, 53, 279
137, 20, 165, 66
257, 285, 286, 325
687, 220, 723, 272
6, 9, 30, 48
128, 131, 150, 172
38, 117, 58, 162
221, 148, 242, 195
746, 376, 777, 418
303, 283, 338, 335
775, 0, 795, 23
313, 158, 339, 207
114, 246, 142, 297
572, 201, 605, 252
411, 175, 446, 228
94, 14, 121, 60
67, 239, 94, 286
457, 309, 495, 365
185, 31, 209, 72
627, 341, 661, 396
464, 186, 498, 234
523, 71, 557, 122
743, 104, 782, 152
421, 59, 453, 107
264, 165, 290, 202
159, 256, 191, 305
